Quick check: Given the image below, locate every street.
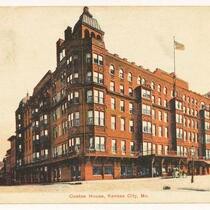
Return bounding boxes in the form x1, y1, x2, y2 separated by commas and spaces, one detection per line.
0, 175, 210, 203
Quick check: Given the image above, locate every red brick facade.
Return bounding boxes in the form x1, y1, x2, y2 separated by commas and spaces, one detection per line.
3, 7, 210, 184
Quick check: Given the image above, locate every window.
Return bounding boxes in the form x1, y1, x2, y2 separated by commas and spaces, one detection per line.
158, 126, 162, 137
93, 53, 103, 65
87, 90, 93, 103
112, 139, 117, 153
93, 166, 102, 175
142, 88, 151, 99
164, 112, 168, 122
129, 103, 134, 113
142, 121, 151, 134
86, 71, 92, 82
128, 87, 133, 97
68, 112, 80, 127
68, 91, 79, 104
158, 98, 161, 106
111, 116, 116, 130
142, 104, 151, 115
141, 78, 145, 85
104, 166, 113, 175
163, 100, 167, 107
121, 140, 126, 154
130, 142, 135, 153
164, 127, 168, 138
87, 110, 94, 125
59, 49, 65, 61
129, 120, 134, 132
157, 85, 161, 92
158, 111, 162, 121
94, 111, 104, 126
94, 90, 104, 104
120, 118, 125, 131
151, 81, 155, 90
205, 122, 210, 130
152, 109, 155, 119
183, 131, 186, 141
93, 72, 103, 84
152, 95, 155, 103
95, 136, 105, 151
119, 69, 124, 79
157, 144, 163, 155
205, 111, 210, 119
98, 55, 103, 65
120, 100, 125, 112
67, 73, 79, 84
143, 142, 152, 155
137, 76, 141, 85
111, 98, 116, 110
176, 128, 183, 139
109, 64, 115, 75
85, 53, 91, 63
152, 124, 156, 136
206, 134, 210, 143
120, 85, 124, 94
128, 72, 132, 82
163, 87, 167, 95
175, 101, 182, 110
110, 81, 115, 91
176, 114, 183, 124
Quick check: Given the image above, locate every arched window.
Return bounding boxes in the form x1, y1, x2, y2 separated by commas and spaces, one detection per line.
96, 35, 101, 40
151, 81, 155, 90
84, 29, 90, 38
141, 78, 145, 85
129, 88, 133, 97
109, 64, 115, 75
163, 87, 167, 95
119, 69, 124, 79
137, 76, 141, 85
128, 72, 132, 82
91, 32, 95, 38
157, 84, 161, 92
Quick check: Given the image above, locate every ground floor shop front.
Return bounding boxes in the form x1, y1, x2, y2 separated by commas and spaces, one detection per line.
12, 155, 210, 184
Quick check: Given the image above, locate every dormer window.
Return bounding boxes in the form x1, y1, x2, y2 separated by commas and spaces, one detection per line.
109, 64, 115, 75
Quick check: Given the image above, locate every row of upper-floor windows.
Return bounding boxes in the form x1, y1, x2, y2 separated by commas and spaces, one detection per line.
142, 142, 169, 156
90, 137, 135, 154
177, 145, 198, 157
142, 121, 168, 137
109, 81, 134, 97
176, 128, 198, 142
110, 98, 134, 113
53, 137, 81, 157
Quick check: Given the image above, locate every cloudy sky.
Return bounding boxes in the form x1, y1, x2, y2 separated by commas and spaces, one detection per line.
0, 6, 210, 160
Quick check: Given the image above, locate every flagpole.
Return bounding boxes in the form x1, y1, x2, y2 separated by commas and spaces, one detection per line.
173, 36, 176, 98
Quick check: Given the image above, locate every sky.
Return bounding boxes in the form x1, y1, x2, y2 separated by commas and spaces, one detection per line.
0, 6, 210, 160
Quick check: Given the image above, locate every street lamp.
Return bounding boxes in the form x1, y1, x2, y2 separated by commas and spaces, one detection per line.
191, 145, 195, 183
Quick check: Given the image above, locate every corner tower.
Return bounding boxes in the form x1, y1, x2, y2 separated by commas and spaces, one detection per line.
73, 6, 104, 41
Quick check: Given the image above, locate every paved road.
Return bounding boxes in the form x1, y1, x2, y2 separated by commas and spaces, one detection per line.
0, 175, 210, 203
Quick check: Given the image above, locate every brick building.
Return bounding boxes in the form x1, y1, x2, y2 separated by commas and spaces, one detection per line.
4, 6, 210, 184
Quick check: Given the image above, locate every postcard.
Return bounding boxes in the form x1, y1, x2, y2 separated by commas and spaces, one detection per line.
0, 5, 210, 204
